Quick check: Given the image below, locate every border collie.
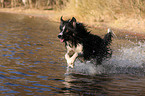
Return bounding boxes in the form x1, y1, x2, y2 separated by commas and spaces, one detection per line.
58, 17, 113, 68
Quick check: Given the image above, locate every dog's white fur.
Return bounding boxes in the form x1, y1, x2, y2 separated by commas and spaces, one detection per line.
65, 42, 83, 68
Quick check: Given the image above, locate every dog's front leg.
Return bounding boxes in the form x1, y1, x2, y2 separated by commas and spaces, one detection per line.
65, 52, 78, 68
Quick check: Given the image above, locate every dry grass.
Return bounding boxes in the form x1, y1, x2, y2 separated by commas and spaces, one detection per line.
58, 0, 145, 34
64, 0, 145, 21
1, 0, 145, 34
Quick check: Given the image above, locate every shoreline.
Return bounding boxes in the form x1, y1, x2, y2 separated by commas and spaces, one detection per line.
0, 8, 144, 39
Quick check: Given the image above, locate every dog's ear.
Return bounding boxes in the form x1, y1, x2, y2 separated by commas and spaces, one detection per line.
71, 17, 76, 28
60, 16, 64, 22
60, 16, 64, 25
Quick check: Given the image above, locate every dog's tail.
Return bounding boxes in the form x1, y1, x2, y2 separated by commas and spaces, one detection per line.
103, 28, 116, 46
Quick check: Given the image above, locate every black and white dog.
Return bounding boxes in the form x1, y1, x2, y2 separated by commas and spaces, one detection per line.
58, 17, 113, 68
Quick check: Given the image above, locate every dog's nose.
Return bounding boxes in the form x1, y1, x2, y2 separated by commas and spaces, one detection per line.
58, 35, 62, 39
58, 32, 63, 39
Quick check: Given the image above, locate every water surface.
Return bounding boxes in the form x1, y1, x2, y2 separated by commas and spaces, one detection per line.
0, 12, 144, 96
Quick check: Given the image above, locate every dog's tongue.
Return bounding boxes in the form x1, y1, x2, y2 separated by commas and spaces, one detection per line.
60, 39, 64, 42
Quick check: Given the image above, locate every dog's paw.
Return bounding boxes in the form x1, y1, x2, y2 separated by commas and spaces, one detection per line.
68, 65, 74, 68
67, 63, 74, 68
67, 59, 74, 68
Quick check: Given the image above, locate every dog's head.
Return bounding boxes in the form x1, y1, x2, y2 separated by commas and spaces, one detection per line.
58, 16, 77, 43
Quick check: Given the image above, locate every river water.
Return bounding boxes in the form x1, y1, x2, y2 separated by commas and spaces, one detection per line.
0, 12, 144, 96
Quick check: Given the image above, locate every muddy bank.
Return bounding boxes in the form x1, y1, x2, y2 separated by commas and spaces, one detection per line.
0, 8, 144, 39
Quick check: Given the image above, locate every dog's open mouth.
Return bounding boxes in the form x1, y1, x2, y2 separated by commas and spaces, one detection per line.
60, 39, 64, 42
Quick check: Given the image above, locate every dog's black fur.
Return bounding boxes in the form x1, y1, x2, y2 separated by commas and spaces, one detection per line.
58, 17, 113, 65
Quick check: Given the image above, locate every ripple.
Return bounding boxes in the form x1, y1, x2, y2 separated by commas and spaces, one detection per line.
2, 48, 10, 51
16, 61, 25, 65
24, 44, 31, 46
8, 71, 33, 76
28, 52, 34, 54
50, 78, 65, 82
34, 61, 41, 64
0, 65, 6, 67
9, 47, 16, 50
0, 71, 7, 74
4, 82, 20, 86
27, 71, 37, 73
2, 90, 20, 94
36, 47, 41, 49
23, 85, 51, 91
8, 57, 21, 59
24, 89, 32, 92
0, 75, 7, 79
6, 44, 12, 46
0, 86, 9, 91
37, 75, 48, 80
2, 54, 13, 57
6, 76, 25, 79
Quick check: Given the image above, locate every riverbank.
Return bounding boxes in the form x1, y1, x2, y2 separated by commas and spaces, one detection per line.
0, 8, 145, 38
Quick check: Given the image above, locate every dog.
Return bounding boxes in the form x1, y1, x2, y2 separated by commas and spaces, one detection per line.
58, 17, 113, 68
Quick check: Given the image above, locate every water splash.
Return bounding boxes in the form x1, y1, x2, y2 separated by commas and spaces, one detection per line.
67, 42, 145, 75
109, 42, 145, 67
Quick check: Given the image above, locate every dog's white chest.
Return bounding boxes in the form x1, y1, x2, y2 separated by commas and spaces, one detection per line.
66, 43, 83, 54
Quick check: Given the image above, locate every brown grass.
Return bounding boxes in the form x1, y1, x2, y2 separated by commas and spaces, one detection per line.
0, 0, 145, 35
61, 0, 145, 34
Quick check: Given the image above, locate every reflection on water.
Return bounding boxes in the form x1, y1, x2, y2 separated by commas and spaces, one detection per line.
0, 12, 145, 95
0, 12, 66, 95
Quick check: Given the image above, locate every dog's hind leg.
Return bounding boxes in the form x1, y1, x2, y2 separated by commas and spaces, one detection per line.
65, 52, 78, 68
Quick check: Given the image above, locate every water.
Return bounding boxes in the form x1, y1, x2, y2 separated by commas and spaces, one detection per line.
0, 12, 144, 96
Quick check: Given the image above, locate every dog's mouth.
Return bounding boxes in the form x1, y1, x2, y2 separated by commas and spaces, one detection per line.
60, 39, 64, 42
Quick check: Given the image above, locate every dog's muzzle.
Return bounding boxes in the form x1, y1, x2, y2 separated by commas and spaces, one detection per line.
58, 32, 64, 42
58, 34, 62, 39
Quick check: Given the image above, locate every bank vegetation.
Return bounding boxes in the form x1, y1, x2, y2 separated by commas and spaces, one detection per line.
1, 0, 145, 34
